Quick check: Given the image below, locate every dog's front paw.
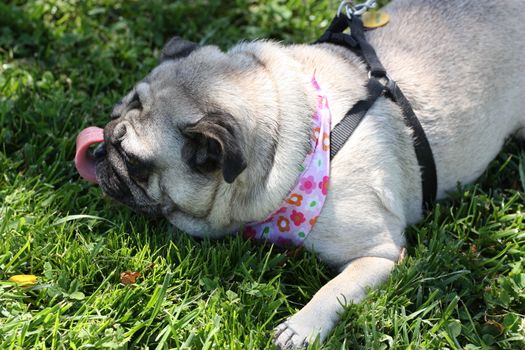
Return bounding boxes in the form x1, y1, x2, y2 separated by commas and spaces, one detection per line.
273, 321, 309, 349
273, 314, 331, 349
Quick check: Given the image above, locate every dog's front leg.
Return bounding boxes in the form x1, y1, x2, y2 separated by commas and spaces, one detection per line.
273, 256, 396, 349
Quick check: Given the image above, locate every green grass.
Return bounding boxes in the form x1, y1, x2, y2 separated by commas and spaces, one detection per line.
1, 0, 524, 349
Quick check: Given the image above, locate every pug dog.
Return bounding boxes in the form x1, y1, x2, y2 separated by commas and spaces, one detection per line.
77, 0, 525, 348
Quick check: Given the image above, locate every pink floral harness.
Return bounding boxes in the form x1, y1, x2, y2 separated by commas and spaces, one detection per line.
242, 78, 331, 247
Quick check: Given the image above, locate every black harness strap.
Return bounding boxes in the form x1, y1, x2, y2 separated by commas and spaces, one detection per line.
330, 77, 384, 159
347, 16, 386, 77
386, 79, 437, 207
317, 14, 437, 209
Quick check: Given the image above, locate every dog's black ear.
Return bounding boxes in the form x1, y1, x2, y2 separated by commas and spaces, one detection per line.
181, 112, 247, 183
160, 37, 200, 62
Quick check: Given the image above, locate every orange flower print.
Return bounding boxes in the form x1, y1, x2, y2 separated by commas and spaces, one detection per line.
286, 193, 303, 206
309, 216, 319, 226
290, 210, 306, 226
277, 216, 291, 232
322, 132, 330, 151
312, 127, 321, 143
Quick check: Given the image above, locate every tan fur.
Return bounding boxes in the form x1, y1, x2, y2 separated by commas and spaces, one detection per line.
96, 0, 525, 348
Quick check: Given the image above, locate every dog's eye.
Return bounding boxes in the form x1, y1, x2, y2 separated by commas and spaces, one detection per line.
125, 155, 150, 184
126, 154, 140, 167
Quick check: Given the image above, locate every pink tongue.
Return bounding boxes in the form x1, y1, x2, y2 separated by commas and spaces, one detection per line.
75, 127, 104, 184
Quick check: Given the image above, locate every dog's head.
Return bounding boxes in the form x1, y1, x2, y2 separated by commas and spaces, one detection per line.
95, 37, 291, 237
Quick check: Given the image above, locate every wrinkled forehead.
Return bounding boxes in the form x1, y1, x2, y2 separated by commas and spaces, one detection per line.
147, 60, 208, 101
144, 64, 224, 121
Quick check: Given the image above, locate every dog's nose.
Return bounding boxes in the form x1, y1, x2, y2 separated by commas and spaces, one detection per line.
93, 143, 106, 160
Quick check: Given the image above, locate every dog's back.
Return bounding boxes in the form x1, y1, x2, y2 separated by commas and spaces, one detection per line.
369, 0, 525, 197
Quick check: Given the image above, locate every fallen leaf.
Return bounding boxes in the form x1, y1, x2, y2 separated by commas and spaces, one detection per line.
120, 271, 141, 285
9, 274, 38, 286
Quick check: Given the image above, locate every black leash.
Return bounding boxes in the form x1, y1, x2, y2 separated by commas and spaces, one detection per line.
316, 13, 437, 209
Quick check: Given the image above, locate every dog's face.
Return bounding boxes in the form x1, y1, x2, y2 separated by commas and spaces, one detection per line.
95, 38, 254, 236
